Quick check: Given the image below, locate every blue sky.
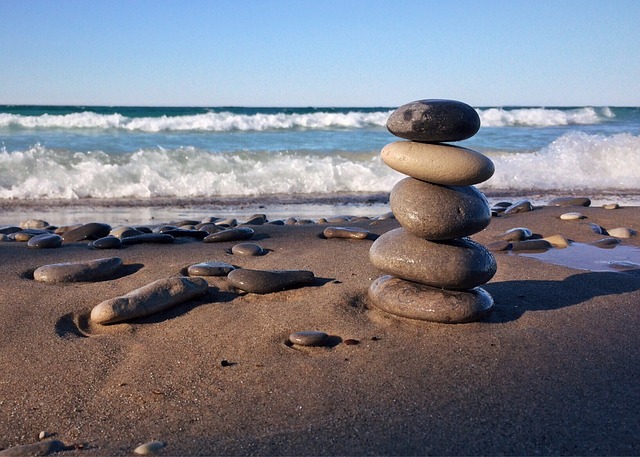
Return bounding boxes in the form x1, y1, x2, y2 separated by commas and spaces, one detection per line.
1, 0, 639, 107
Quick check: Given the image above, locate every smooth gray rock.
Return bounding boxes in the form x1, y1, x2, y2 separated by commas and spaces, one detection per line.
390, 178, 491, 240
369, 228, 496, 290
159, 228, 208, 239
486, 241, 512, 252
548, 196, 591, 207
133, 440, 166, 455
0, 226, 21, 235
592, 237, 621, 249
509, 240, 552, 251
323, 226, 371, 239
607, 227, 637, 238
0, 439, 66, 456
381, 141, 494, 186
187, 261, 236, 277
33, 257, 123, 283
502, 200, 533, 215
204, 227, 254, 243
27, 233, 62, 249
90, 276, 209, 325
589, 223, 607, 235
61, 222, 112, 242
497, 227, 533, 242
288, 331, 328, 346
19, 219, 49, 229
243, 214, 267, 225
386, 99, 480, 142
369, 275, 494, 323
89, 235, 123, 249
110, 226, 145, 239
231, 243, 264, 256
121, 233, 175, 245
227, 269, 315, 294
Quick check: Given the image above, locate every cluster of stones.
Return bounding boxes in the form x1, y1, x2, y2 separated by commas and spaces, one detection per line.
368, 99, 497, 323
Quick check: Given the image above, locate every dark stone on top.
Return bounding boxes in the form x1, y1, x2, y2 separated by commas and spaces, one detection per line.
204, 227, 254, 243
227, 269, 315, 294
386, 99, 480, 142
0, 226, 21, 235
548, 196, 591, 207
62, 222, 112, 242
120, 233, 175, 245
589, 223, 607, 235
27, 233, 63, 249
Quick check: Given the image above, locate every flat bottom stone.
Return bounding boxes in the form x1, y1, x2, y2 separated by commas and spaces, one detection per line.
368, 275, 493, 323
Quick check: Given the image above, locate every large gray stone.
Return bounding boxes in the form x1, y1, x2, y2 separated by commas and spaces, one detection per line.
386, 99, 480, 142
390, 178, 491, 240
381, 141, 494, 186
369, 275, 494, 323
227, 269, 314, 294
187, 261, 236, 277
369, 228, 496, 290
90, 276, 209, 325
33, 257, 123, 283
61, 222, 112, 242
204, 227, 254, 243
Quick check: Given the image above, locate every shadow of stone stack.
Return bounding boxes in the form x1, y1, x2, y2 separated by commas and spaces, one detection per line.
369, 99, 497, 323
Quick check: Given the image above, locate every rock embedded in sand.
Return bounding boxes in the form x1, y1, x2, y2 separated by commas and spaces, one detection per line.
323, 226, 371, 240
227, 269, 315, 294
289, 331, 329, 347
602, 203, 620, 210
607, 227, 637, 239
90, 276, 208, 325
369, 228, 496, 290
34, 257, 123, 283
231, 243, 264, 256
369, 275, 494, 323
187, 261, 236, 277
542, 234, 571, 248
381, 141, 495, 186
390, 178, 491, 240
27, 233, 63, 249
509, 240, 553, 252
204, 227, 254, 243
133, 440, 166, 456
386, 99, 480, 142
89, 235, 123, 249
592, 237, 621, 248
548, 196, 591, 207
560, 212, 585, 220
62, 222, 112, 242
497, 227, 533, 242
0, 439, 66, 456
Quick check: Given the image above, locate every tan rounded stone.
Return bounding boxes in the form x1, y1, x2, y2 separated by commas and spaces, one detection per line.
381, 141, 494, 186
369, 228, 496, 290
369, 275, 494, 323
33, 257, 123, 283
390, 178, 490, 240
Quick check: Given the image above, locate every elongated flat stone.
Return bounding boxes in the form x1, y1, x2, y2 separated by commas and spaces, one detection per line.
386, 99, 480, 142
502, 200, 533, 215
497, 227, 533, 242
62, 222, 112, 242
323, 226, 371, 239
369, 275, 494, 323
0, 439, 66, 456
187, 261, 236, 277
20, 219, 49, 229
133, 440, 166, 456
159, 229, 207, 239
381, 141, 494, 186
231, 243, 264, 256
227, 269, 314, 294
90, 276, 209, 325
608, 227, 637, 238
390, 178, 491, 240
560, 212, 585, 220
89, 235, 123, 249
369, 228, 496, 290
592, 237, 620, 249
33, 257, 123, 283
289, 331, 328, 346
204, 227, 254, 243
548, 196, 591, 207
27, 233, 63, 249
509, 240, 552, 251
120, 233, 175, 245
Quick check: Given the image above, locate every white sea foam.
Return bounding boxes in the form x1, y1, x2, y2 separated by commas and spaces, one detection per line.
0, 110, 392, 132
477, 107, 607, 127
482, 131, 640, 190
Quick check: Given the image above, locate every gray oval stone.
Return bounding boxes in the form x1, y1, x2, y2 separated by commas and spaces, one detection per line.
62, 222, 112, 242
509, 240, 552, 252
27, 233, 63, 249
120, 233, 175, 245
204, 227, 254, 243
369, 228, 496, 290
0, 439, 66, 456
369, 275, 494, 323
591, 237, 620, 249
323, 227, 371, 239
187, 261, 236, 277
231, 243, 264, 256
90, 276, 209, 325
548, 196, 591, 207
33, 257, 123, 283
386, 99, 480, 142
133, 440, 166, 456
497, 227, 533, 242
390, 178, 491, 240
486, 241, 512, 252
381, 141, 494, 186
288, 331, 328, 346
89, 235, 123, 249
502, 200, 534, 215
227, 269, 315, 294
20, 219, 49, 229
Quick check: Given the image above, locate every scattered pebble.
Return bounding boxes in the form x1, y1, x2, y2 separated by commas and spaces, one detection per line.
61, 222, 111, 242
227, 269, 315, 294
486, 241, 512, 252
187, 261, 236, 277
323, 226, 371, 240
204, 227, 254, 243
591, 237, 621, 249
133, 440, 166, 456
602, 203, 620, 210
502, 200, 533, 215
33, 257, 123, 283
38, 431, 47, 440
289, 331, 329, 347
509, 240, 553, 252
548, 196, 591, 207
0, 440, 65, 456
542, 234, 571, 248
343, 339, 360, 346
588, 223, 607, 235
121, 233, 175, 245
20, 219, 49, 229
607, 227, 637, 239
89, 235, 123, 249
231, 243, 264, 256
497, 227, 533, 242
560, 212, 585, 220
27, 233, 63, 249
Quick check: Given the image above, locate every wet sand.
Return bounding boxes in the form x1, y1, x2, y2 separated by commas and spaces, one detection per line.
1, 205, 639, 455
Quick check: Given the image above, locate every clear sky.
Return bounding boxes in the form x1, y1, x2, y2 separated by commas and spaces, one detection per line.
1, 0, 639, 107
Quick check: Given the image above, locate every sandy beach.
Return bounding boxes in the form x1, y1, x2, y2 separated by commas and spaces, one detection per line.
1, 203, 639, 456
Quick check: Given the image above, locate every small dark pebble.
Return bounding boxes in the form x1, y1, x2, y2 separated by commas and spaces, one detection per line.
343, 339, 360, 346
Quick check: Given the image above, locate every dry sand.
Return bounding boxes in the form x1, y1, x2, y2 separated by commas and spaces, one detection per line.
1, 205, 639, 455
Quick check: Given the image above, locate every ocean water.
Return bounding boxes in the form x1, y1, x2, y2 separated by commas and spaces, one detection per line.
0, 104, 639, 222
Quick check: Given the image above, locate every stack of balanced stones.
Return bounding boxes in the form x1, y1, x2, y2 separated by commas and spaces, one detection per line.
369, 99, 497, 323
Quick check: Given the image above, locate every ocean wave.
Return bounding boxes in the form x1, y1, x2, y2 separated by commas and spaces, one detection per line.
477, 106, 611, 127
0, 110, 392, 133
482, 131, 640, 190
